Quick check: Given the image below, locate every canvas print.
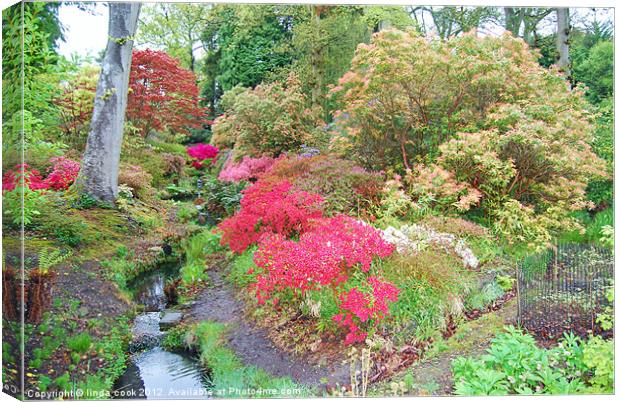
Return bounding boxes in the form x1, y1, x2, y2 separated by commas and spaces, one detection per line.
1, 1, 615, 400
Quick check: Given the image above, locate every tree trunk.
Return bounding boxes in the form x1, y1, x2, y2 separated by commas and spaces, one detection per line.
555, 8, 571, 76
504, 7, 522, 36
77, 3, 141, 202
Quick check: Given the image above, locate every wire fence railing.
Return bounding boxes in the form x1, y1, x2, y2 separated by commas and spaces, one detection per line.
517, 243, 614, 340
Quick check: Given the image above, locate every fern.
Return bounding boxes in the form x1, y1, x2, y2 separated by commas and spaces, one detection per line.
38, 248, 72, 274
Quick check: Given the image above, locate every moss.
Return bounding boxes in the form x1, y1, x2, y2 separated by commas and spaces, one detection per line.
425, 299, 513, 359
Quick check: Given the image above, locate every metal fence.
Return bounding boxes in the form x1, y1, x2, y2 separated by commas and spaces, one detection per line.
517, 243, 614, 340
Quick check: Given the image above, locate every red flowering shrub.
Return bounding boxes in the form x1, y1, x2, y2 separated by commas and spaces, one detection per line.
218, 155, 278, 182
252, 215, 397, 344
44, 157, 80, 190
218, 180, 324, 253
186, 143, 219, 169
253, 215, 394, 301
335, 277, 400, 344
3, 164, 48, 192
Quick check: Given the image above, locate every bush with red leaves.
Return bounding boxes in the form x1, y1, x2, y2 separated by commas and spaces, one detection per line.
218, 180, 324, 254
2, 164, 47, 192
127, 49, 207, 137
44, 157, 80, 190
252, 215, 397, 344
334, 277, 400, 344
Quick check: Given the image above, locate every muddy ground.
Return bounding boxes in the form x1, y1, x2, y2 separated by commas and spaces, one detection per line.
185, 262, 351, 388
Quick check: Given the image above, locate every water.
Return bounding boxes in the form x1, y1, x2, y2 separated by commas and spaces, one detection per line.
113, 268, 210, 399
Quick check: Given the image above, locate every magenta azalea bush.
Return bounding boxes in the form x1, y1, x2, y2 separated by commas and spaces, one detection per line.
2, 157, 80, 192
218, 180, 324, 253
218, 155, 278, 182
186, 143, 219, 169
335, 277, 400, 344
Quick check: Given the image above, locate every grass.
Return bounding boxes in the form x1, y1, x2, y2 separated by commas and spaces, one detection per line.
182, 321, 313, 398
378, 249, 478, 343
227, 247, 258, 288
179, 229, 225, 286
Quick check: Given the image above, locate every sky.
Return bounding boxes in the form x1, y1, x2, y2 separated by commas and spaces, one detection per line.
56, 3, 614, 61
57, 3, 108, 60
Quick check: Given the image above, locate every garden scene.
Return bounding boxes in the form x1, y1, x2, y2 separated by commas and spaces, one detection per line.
1, 2, 615, 399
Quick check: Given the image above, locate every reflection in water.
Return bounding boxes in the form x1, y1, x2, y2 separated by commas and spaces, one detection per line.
113, 348, 210, 400
131, 273, 167, 312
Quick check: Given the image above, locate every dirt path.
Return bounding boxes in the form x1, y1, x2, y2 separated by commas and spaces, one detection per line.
186, 265, 350, 388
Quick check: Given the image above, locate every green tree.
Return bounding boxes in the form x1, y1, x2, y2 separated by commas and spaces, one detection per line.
573, 41, 613, 103
2, 2, 65, 168
136, 3, 210, 72
200, 5, 294, 114
211, 74, 324, 159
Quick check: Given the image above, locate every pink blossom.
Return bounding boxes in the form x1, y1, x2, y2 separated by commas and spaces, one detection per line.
186, 143, 219, 161
218, 156, 277, 182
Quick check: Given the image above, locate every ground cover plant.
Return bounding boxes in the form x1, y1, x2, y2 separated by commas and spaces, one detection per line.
1, 2, 614, 399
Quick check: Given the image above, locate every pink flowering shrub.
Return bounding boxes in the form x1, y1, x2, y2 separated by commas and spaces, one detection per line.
3, 164, 49, 192
186, 143, 219, 169
3, 158, 81, 192
252, 215, 397, 344
218, 155, 277, 182
44, 157, 80, 190
218, 180, 324, 253
334, 277, 400, 344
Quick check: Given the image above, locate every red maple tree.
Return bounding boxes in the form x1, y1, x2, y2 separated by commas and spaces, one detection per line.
127, 49, 206, 137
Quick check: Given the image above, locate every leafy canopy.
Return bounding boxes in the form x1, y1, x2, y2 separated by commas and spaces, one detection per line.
127, 49, 206, 137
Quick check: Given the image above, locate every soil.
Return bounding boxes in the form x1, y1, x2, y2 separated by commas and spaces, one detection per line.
185, 261, 350, 388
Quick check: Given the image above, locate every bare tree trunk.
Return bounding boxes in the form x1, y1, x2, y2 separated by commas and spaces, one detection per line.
77, 3, 141, 202
504, 7, 522, 35
556, 8, 571, 76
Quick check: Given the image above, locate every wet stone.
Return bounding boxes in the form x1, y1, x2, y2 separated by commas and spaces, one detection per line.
159, 310, 183, 330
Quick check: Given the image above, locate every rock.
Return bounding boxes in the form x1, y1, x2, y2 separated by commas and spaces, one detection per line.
159, 310, 183, 330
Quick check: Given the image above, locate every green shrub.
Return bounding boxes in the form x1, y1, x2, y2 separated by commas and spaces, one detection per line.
495, 275, 515, 292
67, 333, 92, 355
37, 202, 88, 247
2, 187, 46, 228
573, 41, 613, 104
586, 99, 613, 207
582, 336, 614, 392
452, 327, 613, 395
227, 247, 258, 289
101, 258, 137, 290
211, 74, 324, 159
70, 192, 100, 210
465, 281, 504, 311
379, 250, 475, 341
201, 176, 247, 221
176, 203, 198, 223
180, 230, 224, 286
558, 208, 613, 246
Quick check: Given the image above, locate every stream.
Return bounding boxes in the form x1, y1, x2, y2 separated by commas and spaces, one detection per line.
112, 267, 211, 399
